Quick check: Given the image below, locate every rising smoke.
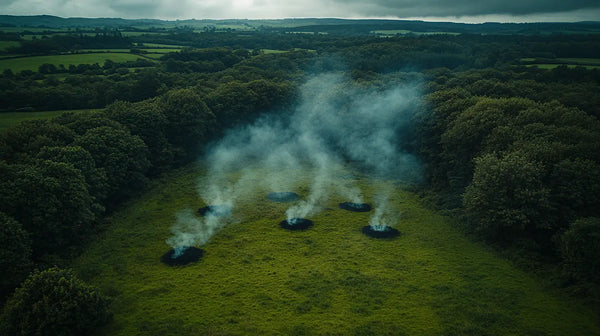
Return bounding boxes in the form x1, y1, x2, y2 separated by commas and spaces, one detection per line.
166, 71, 422, 250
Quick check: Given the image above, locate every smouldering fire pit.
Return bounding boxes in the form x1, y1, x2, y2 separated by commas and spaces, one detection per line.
198, 205, 232, 217
279, 218, 313, 230
339, 202, 371, 212
361, 225, 400, 238
267, 192, 300, 202
161, 246, 203, 266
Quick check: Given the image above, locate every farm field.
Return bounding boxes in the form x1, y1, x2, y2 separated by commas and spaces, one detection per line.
0, 53, 150, 72
0, 41, 20, 50
520, 57, 600, 69
526, 64, 600, 70
70, 165, 600, 336
135, 43, 186, 48
0, 109, 98, 131
371, 30, 461, 35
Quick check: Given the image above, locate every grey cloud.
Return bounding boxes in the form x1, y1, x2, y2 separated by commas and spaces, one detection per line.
1, 0, 599, 21
348, 0, 600, 17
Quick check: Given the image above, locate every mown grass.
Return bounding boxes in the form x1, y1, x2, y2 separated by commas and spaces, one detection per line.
0, 109, 98, 131
71, 165, 600, 336
0, 53, 149, 72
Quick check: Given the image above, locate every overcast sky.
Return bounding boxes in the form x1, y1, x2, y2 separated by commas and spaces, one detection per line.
1, 0, 600, 22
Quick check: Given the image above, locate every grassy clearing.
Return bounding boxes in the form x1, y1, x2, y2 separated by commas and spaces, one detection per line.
520, 58, 600, 69
557, 58, 600, 65
135, 43, 186, 48
371, 30, 461, 36
79, 49, 132, 53
261, 48, 316, 54
140, 48, 182, 53
526, 64, 600, 70
0, 53, 149, 72
71, 165, 600, 336
0, 41, 20, 51
261, 49, 289, 54
121, 32, 169, 37
0, 109, 97, 132
142, 54, 166, 59
371, 30, 412, 34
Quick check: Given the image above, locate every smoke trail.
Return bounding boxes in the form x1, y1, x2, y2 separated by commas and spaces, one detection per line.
165, 71, 422, 248
166, 208, 228, 254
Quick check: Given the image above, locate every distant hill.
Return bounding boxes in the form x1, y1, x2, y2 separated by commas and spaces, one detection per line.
0, 15, 599, 35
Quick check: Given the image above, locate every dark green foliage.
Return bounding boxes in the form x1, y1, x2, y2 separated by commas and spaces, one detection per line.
463, 152, 551, 245
205, 79, 293, 127
0, 119, 75, 163
36, 146, 109, 215
0, 212, 32, 297
74, 125, 150, 205
560, 218, 600, 284
105, 100, 175, 175
419, 73, 600, 257
159, 88, 216, 161
54, 110, 125, 135
0, 267, 110, 336
0, 160, 94, 258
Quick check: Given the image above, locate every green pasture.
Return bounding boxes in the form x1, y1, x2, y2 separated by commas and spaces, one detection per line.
0, 53, 149, 72
520, 57, 600, 69
0, 41, 20, 50
141, 48, 182, 53
526, 64, 600, 70
261, 48, 316, 54
261, 49, 290, 54
371, 30, 461, 36
0, 109, 97, 132
135, 43, 186, 48
557, 58, 600, 65
71, 165, 600, 336
121, 32, 169, 37
142, 54, 167, 59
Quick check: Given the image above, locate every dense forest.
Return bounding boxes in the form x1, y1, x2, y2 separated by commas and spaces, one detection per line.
1, 17, 599, 334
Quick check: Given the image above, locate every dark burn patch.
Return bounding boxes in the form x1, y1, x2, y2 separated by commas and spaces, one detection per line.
280, 218, 313, 230
361, 225, 400, 238
339, 202, 371, 212
267, 192, 300, 202
198, 205, 232, 217
161, 247, 203, 266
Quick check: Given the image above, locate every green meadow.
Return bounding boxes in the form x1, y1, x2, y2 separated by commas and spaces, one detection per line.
0, 53, 150, 72
520, 57, 600, 69
527, 64, 600, 70
71, 165, 600, 336
0, 41, 20, 50
0, 109, 98, 131
136, 43, 186, 48
371, 30, 461, 36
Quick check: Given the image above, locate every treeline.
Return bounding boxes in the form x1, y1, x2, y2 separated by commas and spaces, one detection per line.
4, 31, 131, 54
0, 66, 295, 301
416, 66, 600, 295
0, 47, 308, 112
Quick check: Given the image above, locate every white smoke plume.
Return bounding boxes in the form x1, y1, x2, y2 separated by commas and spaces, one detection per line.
166, 71, 422, 249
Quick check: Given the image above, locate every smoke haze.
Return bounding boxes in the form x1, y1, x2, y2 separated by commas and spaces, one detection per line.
166, 71, 422, 249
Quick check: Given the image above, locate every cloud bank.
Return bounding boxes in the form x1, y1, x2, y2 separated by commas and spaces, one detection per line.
1, 0, 599, 22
